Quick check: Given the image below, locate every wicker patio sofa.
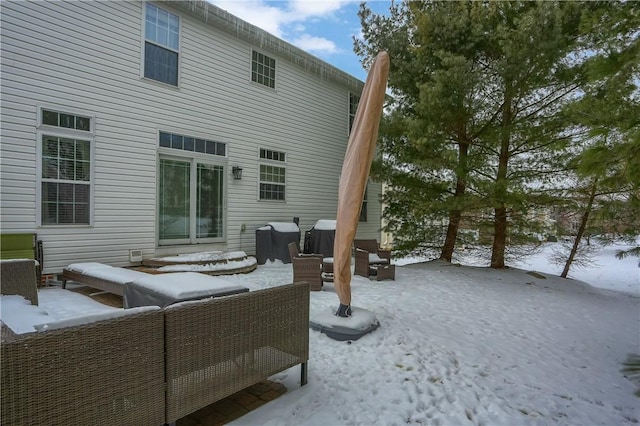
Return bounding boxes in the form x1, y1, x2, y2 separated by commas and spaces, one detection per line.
1, 308, 166, 426
1, 259, 310, 425
164, 281, 310, 423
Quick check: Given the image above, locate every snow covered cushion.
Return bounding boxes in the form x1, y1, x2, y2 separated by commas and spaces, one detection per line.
369, 254, 389, 264
65, 262, 114, 274
129, 272, 248, 300
33, 306, 160, 332
1, 295, 51, 334
82, 267, 149, 284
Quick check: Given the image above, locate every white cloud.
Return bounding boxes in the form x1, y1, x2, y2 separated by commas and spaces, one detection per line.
209, 1, 288, 37
289, 0, 351, 17
291, 34, 338, 54
208, 0, 353, 44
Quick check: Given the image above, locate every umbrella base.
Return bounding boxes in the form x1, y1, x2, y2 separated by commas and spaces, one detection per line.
309, 307, 379, 341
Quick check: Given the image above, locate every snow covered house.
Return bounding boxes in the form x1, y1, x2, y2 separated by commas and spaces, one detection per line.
0, 0, 384, 274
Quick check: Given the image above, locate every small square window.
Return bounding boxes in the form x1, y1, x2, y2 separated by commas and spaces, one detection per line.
76, 116, 90, 131
183, 137, 194, 152
159, 132, 171, 147
195, 139, 206, 153
43, 110, 58, 126
251, 50, 276, 89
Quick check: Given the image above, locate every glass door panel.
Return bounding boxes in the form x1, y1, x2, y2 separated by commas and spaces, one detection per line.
159, 158, 190, 241
197, 163, 224, 238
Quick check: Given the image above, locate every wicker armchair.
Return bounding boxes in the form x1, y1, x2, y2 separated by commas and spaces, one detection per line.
0, 259, 39, 305
287, 242, 323, 291
353, 239, 395, 281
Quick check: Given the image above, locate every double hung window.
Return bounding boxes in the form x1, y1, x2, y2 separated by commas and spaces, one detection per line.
144, 3, 179, 86
259, 148, 286, 201
158, 132, 226, 244
38, 109, 93, 225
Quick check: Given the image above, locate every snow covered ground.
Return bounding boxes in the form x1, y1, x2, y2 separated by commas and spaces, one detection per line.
225, 242, 639, 426
3, 242, 638, 425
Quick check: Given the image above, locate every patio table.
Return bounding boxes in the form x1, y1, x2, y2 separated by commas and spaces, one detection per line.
123, 272, 249, 308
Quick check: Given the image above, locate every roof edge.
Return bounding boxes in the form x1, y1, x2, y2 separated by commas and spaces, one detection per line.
167, 0, 365, 92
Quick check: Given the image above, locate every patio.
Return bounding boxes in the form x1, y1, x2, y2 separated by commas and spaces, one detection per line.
1, 258, 309, 425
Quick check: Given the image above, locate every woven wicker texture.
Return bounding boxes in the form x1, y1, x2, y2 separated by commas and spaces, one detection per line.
1, 309, 166, 426
1, 259, 39, 305
353, 239, 393, 280
164, 281, 310, 423
288, 242, 323, 291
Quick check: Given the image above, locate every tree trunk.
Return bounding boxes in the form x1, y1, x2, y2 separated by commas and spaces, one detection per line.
561, 181, 598, 278
491, 205, 508, 268
441, 210, 462, 262
491, 85, 512, 269
440, 142, 469, 262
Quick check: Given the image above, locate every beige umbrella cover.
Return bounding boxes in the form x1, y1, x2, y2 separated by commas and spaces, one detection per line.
333, 51, 390, 311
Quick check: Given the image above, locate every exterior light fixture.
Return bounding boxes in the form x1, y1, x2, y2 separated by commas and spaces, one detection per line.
232, 166, 243, 180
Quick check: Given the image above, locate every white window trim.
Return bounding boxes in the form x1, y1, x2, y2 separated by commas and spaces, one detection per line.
140, 2, 182, 88
156, 149, 228, 246
36, 107, 96, 227
257, 148, 287, 202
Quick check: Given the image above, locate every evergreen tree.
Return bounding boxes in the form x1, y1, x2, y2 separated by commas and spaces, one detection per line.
356, 1, 639, 267
557, 3, 640, 273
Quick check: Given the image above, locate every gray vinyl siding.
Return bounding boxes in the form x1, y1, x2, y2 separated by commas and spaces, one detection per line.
0, 0, 382, 274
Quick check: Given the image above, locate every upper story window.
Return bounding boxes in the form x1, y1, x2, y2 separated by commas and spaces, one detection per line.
259, 148, 286, 201
39, 109, 93, 225
349, 92, 360, 133
252, 50, 276, 89
144, 3, 179, 86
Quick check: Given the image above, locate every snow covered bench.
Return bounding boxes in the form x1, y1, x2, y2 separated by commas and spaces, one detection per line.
61, 262, 149, 296
62, 263, 249, 308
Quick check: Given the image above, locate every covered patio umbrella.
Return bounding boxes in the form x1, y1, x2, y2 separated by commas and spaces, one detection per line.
333, 51, 390, 317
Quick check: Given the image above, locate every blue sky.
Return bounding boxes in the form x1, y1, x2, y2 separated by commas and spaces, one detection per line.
209, 1, 392, 82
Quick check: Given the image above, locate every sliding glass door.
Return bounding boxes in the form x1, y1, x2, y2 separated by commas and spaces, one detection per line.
159, 157, 224, 245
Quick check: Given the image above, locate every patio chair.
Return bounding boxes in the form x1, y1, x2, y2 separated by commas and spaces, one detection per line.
0, 233, 43, 285
0, 259, 39, 305
353, 239, 395, 281
287, 242, 323, 291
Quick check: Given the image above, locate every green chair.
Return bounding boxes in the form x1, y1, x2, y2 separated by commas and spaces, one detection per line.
0, 233, 43, 284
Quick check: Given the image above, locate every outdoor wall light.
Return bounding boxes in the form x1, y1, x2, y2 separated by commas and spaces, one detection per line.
232, 166, 243, 180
